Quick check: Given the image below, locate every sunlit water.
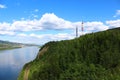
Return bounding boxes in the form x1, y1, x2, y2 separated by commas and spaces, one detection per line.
0, 46, 39, 80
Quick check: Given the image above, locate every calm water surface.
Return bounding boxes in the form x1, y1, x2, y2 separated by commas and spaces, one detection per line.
0, 46, 39, 80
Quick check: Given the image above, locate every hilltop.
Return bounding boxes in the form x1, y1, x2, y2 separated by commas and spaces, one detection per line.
18, 27, 120, 80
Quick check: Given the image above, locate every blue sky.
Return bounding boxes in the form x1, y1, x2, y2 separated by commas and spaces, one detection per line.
0, 0, 120, 44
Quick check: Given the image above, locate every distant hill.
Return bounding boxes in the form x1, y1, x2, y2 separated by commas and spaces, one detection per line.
18, 27, 120, 80
0, 40, 24, 50
0, 40, 39, 50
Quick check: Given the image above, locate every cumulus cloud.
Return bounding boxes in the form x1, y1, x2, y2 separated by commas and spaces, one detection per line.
0, 22, 16, 35
0, 13, 109, 33
40, 13, 74, 30
11, 20, 42, 31
29, 33, 73, 40
15, 32, 75, 44
17, 33, 27, 37
0, 22, 11, 31
0, 13, 74, 32
0, 4, 6, 9
0, 31, 15, 35
106, 19, 120, 28
0, 13, 120, 44
84, 21, 108, 31
74, 21, 108, 33
113, 10, 120, 17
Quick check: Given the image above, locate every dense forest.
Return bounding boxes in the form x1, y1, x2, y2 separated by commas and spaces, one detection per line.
18, 27, 120, 80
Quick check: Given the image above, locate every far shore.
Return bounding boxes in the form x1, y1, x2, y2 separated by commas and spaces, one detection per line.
0, 46, 22, 51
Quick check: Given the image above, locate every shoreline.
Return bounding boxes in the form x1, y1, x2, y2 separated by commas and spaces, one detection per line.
0, 46, 22, 51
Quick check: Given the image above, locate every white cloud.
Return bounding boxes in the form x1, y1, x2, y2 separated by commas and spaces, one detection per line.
19, 33, 74, 44
0, 13, 109, 33
32, 14, 38, 18
84, 21, 108, 31
74, 21, 108, 32
0, 13, 118, 33
0, 13, 117, 34
113, 10, 120, 17
34, 9, 39, 12
0, 31, 15, 35
0, 13, 120, 44
29, 33, 42, 38
40, 13, 74, 30
11, 20, 42, 31
106, 19, 120, 28
0, 4, 6, 9
29, 33, 73, 40
0, 22, 11, 31
0, 13, 74, 32
17, 33, 27, 37
0, 22, 15, 35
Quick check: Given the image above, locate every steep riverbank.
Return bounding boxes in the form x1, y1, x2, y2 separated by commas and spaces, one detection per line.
18, 27, 120, 80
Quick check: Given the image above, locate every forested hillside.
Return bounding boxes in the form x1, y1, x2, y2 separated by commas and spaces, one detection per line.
18, 27, 120, 80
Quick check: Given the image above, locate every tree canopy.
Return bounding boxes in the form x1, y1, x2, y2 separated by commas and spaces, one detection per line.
18, 27, 120, 80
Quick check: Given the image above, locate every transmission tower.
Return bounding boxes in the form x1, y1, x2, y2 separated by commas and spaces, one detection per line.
76, 26, 78, 37
81, 21, 84, 35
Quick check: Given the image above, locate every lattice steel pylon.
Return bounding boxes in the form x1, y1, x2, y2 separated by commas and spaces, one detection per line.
81, 21, 84, 35
76, 26, 78, 37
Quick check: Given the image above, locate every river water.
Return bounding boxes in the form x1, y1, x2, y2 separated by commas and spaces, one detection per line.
0, 46, 39, 80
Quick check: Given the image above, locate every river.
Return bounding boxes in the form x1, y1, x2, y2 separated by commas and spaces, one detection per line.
0, 46, 39, 80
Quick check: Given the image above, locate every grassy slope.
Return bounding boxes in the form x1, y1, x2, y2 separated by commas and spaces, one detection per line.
18, 27, 120, 80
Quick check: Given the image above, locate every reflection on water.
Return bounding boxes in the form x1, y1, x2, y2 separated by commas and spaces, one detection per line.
0, 47, 39, 80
